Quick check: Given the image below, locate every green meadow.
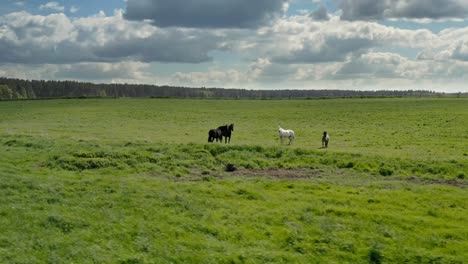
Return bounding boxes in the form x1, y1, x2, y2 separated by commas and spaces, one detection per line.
0, 98, 467, 263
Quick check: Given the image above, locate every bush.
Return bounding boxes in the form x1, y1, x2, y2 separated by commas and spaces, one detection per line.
338, 161, 354, 169
369, 247, 383, 264
379, 167, 393, 176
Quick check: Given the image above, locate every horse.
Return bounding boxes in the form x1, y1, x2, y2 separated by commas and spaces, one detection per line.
278, 126, 295, 145
322, 131, 330, 148
218, 124, 234, 144
208, 128, 222, 142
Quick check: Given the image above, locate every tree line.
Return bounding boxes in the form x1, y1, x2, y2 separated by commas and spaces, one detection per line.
0, 77, 463, 100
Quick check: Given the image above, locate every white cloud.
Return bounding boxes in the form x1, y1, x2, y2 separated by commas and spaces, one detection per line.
310, 4, 330, 21
169, 58, 296, 88
339, 0, 468, 21
171, 69, 246, 87
0, 11, 223, 64
14, 1, 25, 7
55, 61, 152, 80
0, 61, 156, 84
237, 15, 437, 64
417, 27, 468, 61
39, 2, 65, 12
334, 52, 407, 79
70, 6, 79, 14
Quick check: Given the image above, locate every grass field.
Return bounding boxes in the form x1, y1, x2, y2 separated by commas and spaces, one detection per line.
0, 98, 467, 263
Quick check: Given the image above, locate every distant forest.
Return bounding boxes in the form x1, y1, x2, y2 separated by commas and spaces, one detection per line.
0, 77, 465, 100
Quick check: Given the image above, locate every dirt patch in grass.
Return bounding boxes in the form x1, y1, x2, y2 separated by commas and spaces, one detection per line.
167, 166, 467, 188
230, 168, 326, 180
227, 168, 467, 188
403, 176, 467, 188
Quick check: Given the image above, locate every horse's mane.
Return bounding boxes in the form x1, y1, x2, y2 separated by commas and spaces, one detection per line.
216, 124, 234, 143
218, 124, 234, 132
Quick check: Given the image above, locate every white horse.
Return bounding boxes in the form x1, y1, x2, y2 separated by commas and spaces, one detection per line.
278, 126, 295, 145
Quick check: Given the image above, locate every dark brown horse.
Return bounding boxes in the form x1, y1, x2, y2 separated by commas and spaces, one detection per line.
218, 124, 234, 144
208, 128, 222, 142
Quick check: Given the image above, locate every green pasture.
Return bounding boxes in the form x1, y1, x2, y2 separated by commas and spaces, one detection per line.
0, 98, 467, 263
1, 97, 467, 159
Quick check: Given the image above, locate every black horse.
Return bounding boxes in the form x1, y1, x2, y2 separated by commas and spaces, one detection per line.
208, 128, 222, 142
218, 124, 234, 144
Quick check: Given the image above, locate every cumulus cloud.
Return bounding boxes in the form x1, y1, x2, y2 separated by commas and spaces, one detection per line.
171, 69, 247, 87
124, 0, 288, 28
39, 2, 65, 12
247, 58, 296, 83
244, 16, 436, 64
0, 11, 224, 64
417, 27, 468, 61
280, 50, 468, 92
450, 41, 468, 61
0, 63, 52, 80
339, 0, 468, 21
0, 9, 444, 67
334, 52, 407, 79
0, 61, 156, 84
93, 28, 221, 63
167, 51, 468, 91
292, 51, 468, 82
309, 4, 330, 21
55, 61, 151, 81
169, 58, 297, 88
428, 41, 468, 62
0, 12, 80, 63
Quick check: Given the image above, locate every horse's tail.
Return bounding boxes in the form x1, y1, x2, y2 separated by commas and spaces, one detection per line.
291, 131, 295, 140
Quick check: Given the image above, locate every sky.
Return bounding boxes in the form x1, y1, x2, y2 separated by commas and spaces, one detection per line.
1, 0, 468, 92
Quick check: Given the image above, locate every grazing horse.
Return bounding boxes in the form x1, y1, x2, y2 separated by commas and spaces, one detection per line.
208, 128, 222, 142
218, 124, 234, 144
322, 131, 330, 148
278, 126, 295, 145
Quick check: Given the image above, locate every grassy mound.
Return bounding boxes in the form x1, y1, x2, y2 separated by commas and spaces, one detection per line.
41, 141, 467, 182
